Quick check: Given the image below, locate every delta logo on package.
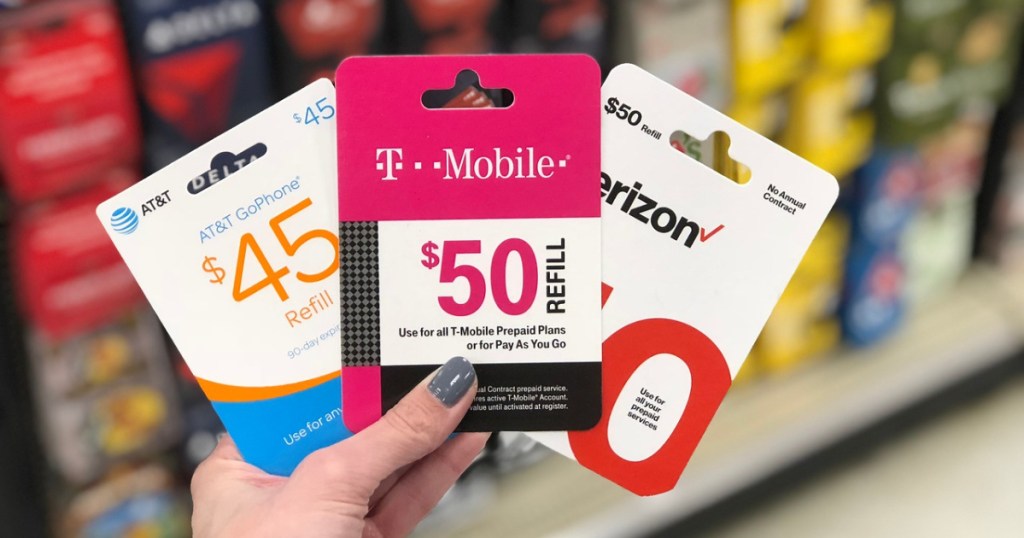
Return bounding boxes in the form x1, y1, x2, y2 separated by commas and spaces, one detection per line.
337, 55, 603, 433
119, 0, 274, 168
530, 64, 839, 496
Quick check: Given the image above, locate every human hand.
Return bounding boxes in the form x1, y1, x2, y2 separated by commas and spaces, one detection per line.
191, 356, 486, 538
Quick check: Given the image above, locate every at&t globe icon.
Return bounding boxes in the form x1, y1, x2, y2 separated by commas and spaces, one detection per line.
110, 207, 140, 235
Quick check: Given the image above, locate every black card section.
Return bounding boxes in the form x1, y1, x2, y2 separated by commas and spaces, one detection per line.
381, 362, 602, 431
339, 221, 381, 367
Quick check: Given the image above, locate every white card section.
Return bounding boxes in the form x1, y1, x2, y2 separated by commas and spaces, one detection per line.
377, 218, 602, 366
600, 64, 838, 376
97, 80, 340, 387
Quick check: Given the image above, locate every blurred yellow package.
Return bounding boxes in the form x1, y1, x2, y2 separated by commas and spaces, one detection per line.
755, 215, 848, 373
808, 0, 894, 71
732, 0, 810, 99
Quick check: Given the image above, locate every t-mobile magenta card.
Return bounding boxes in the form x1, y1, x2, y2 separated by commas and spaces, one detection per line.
336, 54, 602, 432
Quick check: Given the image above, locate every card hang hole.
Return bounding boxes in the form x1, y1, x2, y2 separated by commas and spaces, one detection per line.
421, 69, 514, 110
669, 130, 752, 185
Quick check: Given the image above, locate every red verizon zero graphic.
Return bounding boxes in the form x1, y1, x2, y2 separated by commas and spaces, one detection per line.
568, 284, 732, 496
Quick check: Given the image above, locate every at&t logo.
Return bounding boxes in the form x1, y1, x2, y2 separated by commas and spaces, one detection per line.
110, 207, 140, 235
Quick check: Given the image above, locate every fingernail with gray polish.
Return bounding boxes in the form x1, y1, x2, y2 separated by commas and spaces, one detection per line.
429, 356, 476, 407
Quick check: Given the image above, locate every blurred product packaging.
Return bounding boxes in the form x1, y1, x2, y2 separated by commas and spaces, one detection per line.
60, 463, 190, 536
270, 0, 384, 95
873, 0, 968, 146
11, 178, 142, 340
743, 0, 893, 368
841, 148, 920, 345
901, 0, 1024, 301
950, 0, 1024, 105
510, 0, 610, 70
627, 0, 730, 110
839, 0, 1024, 344
989, 113, 1024, 264
783, 68, 875, 178
118, 0, 274, 169
755, 215, 848, 372
26, 309, 183, 485
0, 0, 140, 203
841, 237, 906, 345
731, 0, 809, 101
389, 0, 506, 54
807, 0, 893, 72
9, 180, 183, 485
1, 3, 190, 529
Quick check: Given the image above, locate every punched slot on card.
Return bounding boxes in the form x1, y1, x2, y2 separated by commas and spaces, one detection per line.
188, 142, 268, 195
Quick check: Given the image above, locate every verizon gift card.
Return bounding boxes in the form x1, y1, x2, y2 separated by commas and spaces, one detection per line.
530, 64, 839, 496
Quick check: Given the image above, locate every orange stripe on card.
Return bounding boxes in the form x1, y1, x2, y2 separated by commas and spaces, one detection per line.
197, 371, 340, 402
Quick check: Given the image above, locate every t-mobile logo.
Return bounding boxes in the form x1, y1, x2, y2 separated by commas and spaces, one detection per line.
376, 148, 403, 180
375, 146, 569, 181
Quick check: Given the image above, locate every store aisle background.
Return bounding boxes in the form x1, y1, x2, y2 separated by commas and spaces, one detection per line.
706, 375, 1024, 538
2, 0, 1024, 536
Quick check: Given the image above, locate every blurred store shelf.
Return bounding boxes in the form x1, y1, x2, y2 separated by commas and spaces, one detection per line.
701, 376, 1024, 537
415, 267, 1024, 538
985, 265, 1024, 331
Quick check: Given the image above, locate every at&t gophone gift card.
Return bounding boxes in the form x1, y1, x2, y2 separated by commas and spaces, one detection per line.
336, 55, 603, 432
97, 80, 347, 476
530, 64, 839, 496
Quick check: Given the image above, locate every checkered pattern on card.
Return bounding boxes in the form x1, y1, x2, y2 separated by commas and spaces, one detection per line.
339, 221, 381, 367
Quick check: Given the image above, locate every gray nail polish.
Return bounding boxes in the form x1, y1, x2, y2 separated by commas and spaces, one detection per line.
428, 356, 476, 407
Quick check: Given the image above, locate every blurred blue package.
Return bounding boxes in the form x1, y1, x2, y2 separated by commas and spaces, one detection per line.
846, 147, 922, 247
840, 148, 922, 345
118, 0, 274, 170
841, 241, 907, 346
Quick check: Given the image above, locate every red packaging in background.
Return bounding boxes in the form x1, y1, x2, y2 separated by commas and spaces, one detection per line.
118, 0, 275, 170
510, 0, 609, 68
390, 0, 505, 54
11, 173, 143, 340
272, 0, 384, 94
0, 0, 140, 203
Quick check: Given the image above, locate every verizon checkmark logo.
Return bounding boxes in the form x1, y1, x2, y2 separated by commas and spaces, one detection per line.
601, 172, 724, 248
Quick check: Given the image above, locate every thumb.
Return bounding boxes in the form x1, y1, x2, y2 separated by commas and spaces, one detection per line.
307, 356, 478, 497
